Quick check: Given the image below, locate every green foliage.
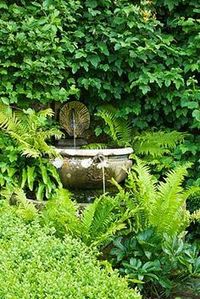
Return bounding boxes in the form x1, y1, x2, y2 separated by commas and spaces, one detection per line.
0, 0, 79, 107
110, 228, 200, 297
42, 189, 129, 246
172, 134, 200, 187
7, 188, 38, 222
0, 103, 62, 158
0, 1, 199, 131
42, 159, 200, 246
0, 104, 62, 200
142, 134, 200, 183
96, 106, 132, 147
133, 130, 186, 157
82, 142, 108, 149
125, 159, 200, 235
0, 201, 141, 299
95, 105, 185, 155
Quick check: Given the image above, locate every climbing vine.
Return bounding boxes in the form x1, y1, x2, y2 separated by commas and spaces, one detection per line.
0, 0, 199, 131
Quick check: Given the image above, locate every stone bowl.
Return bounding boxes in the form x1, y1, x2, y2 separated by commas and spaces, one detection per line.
54, 148, 133, 189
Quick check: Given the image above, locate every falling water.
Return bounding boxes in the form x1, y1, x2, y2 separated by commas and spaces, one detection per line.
96, 154, 106, 194
102, 165, 106, 194
71, 109, 76, 149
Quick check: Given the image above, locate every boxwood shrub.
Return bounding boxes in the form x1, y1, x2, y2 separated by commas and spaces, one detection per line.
0, 202, 140, 299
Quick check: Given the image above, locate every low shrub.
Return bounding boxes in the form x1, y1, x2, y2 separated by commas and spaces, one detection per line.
110, 228, 200, 298
0, 201, 140, 299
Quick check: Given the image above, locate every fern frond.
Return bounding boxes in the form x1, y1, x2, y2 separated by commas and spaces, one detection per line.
190, 210, 200, 222
92, 222, 126, 246
96, 106, 132, 147
149, 164, 191, 235
126, 160, 195, 235
114, 118, 132, 146
133, 131, 186, 157
89, 197, 116, 237
39, 128, 63, 140
81, 194, 126, 246
81, 198, 101, 239
126, 158, 157, 210
96, 109, 117, 141
43, 188, 80, 236
38, 108, 54, 118
0, 106, 62, 158
182, 186, 200, 202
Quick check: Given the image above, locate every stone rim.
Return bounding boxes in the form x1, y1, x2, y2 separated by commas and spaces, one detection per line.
55, 147, 133, 157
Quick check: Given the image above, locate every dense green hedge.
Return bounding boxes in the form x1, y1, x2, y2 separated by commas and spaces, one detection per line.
0, 0, 199, 131
0, 201, 140, 299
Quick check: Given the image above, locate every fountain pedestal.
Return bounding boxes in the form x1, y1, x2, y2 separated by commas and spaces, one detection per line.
55, 148, 133, 189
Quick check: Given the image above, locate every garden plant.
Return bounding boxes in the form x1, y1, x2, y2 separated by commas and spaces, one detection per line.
0, 0, 199, 298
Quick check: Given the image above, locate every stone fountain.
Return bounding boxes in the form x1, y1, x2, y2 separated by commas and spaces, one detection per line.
54, 101, 133, 190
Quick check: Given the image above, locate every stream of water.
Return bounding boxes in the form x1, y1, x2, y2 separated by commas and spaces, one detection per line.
71, 109, 76, 149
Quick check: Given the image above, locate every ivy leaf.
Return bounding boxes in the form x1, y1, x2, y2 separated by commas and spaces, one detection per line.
88, 55, 101, 68
128, 72, 135, 81
1, 97, 9, 105
164, 0, 175, 11
85, 0, 98, 8
74, 31, 85, 38
0, 1, 8, 9
192, 110, 200, 122
75, 51, 87, 59
139, 85, 151, 95
98, 42, 109, 56
181, 101, 198, 109
95, 126, 102, 136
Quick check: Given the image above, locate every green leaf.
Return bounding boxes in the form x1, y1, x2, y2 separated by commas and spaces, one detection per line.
192, 110, 200, 122
36, 183, 45, 201
21, 168, 27, 189
27, 166, 36, 191
0, 1, 8, 9
75, 51, 87, 59
98, 42, 109, 56
94, 126, 102, 136
139, 85, 151, 95
181, 101, 198, 109
88, 55, 101, 68
85, 0, 98, 8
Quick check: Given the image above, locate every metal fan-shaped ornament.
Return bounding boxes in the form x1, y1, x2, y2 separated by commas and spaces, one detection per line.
59, 101, 90, 137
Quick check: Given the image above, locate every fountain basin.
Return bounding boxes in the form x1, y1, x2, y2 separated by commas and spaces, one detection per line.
55, 148, 133, 189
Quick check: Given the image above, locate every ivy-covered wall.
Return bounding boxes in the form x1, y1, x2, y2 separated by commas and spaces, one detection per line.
0, 0, 199, 131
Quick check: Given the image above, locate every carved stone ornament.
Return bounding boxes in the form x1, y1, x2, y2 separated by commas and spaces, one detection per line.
59, 101, 90, 137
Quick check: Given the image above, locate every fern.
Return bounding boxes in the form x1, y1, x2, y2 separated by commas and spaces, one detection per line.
0, 104, 63, 200
126, 159, 157, 231
149, 164, 191, 235
81, 198, 100, 239
85, 197, 118, 239
43, 190, 128, 247
126, 159, 200, 236
133, 131, 186, 157
95, 105, 185, 157
42, 188, 81, 237
96, 106, 132, 147
80, 195, 128, 246
0, 104, 62, 158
